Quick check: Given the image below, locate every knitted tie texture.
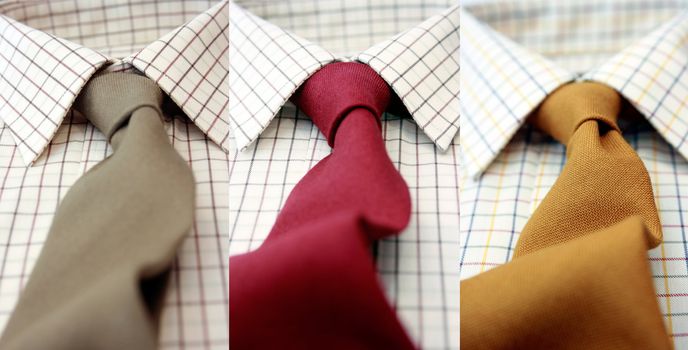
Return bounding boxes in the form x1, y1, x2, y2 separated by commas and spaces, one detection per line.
460, 82, 671, 349
230, 62, 415, 349
0, 73, 195, 350
514, 81, 662, 256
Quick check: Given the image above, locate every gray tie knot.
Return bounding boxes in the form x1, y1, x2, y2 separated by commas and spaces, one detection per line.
75, 72, 164, 141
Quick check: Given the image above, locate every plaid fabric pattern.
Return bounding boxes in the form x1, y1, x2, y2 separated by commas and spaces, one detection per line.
358, 5, 460, 151
228, 2, 336, 150
229, 1, 459, 151
131, 0, 230, 151
229, 1, 459, 349
0, 1, 229, 349
229, 108, 460, 349
461, 0, 688, 347
0, 14, 109, 164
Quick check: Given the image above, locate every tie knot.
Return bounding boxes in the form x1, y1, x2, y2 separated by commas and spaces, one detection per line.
75, 73, 164, 141
292, 62, 390, 146
532, 81, 621, 144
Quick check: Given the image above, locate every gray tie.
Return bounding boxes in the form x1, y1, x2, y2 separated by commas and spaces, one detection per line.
0, 73, 195, 349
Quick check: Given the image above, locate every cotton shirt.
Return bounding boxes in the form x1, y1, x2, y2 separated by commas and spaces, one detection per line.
229, 1, 459, 348
0, 1, 228, 348
460, 0, 688, 347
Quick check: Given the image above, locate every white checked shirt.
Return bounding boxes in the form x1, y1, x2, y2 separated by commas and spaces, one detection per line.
0, 1, 228, 349
460, 0, 688, 347
229, 1, 459, 349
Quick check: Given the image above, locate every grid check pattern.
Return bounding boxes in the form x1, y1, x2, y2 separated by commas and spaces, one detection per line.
131, 0, 229, 151
358, 5, 459, 151
229, 1, 459, 348
229, 107, 460, 349
461, 0, 688, 347
234, 0, 455, 57
0, 14, 109, 164
460, 10, 574, 179
0, 1, 228, 349
0, 0, 230, 164
228, 2, 336, 150
229, 0, 459, 151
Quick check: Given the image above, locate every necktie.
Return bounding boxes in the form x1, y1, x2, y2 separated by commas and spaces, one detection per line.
230, 62, 415, 349
0, 73, 195, 349
461, 82, 672, 349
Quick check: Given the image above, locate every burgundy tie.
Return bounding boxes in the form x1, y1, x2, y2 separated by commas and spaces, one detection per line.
230, 62, 415, 349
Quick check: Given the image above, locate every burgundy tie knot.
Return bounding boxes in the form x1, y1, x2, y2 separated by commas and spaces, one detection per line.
292, 62, 391, 146
232, 62, 414, 349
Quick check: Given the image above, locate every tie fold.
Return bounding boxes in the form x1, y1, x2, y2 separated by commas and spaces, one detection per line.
231, 61, 413, 348
462, 81, 670, 349
0, 72, 195, 350
231, 211, 415, 349
271, 62, 411, 239
462, 216, 673, 350
515, 81, 663, 255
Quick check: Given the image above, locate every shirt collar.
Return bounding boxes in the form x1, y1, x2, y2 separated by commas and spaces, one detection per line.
462, 9, 688, 179
229, 3, 459, 152
0, 0, 229, 166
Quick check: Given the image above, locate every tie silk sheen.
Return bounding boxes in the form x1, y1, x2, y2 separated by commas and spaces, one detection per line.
461, 82, 672, 349
0, 73, 195, 350
230, 62, 416, 349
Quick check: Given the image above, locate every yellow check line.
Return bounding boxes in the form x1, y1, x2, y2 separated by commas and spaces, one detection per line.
462, 144, 482, 172
480, 151, 509, 272
464, 82, 509, 139
530, 46, 570, 87
649, 34, 688, 135
465, 30, 537, 109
